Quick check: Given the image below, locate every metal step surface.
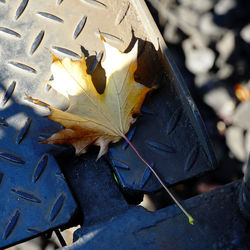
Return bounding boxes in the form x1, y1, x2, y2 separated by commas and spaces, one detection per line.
108, 0, 217, 192
0, 0, 216, 194
0, 0, 216, 248
0, 153, 77, 249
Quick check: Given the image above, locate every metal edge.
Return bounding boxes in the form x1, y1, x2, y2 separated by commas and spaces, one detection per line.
130, 0, 217, 168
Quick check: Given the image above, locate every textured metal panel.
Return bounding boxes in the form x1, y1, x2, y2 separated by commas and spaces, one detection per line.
0, 1, 81, 248
0, 0, 216, 247
108, 0, 216, 192
109, 73, 214, 192
0, 0, 215, 198
0, 153, 77, 248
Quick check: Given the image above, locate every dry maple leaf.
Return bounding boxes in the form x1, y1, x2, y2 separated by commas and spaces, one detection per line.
29, 39, 152, 159
28, 38, 195, 225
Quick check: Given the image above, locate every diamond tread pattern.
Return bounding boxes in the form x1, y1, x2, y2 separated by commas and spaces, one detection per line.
0, 0, 215, 247
0, 0, 83, 248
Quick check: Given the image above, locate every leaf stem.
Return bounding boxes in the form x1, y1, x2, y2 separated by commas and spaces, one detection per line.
121, 133, 194, 225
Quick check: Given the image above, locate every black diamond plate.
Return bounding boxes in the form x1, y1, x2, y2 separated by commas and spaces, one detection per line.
0, 0, 217, 247
0, 4, 78, 247
0, 153, 77, 248
108, 4, 217, 193
108, 52, 216, 193
109, 74, 215, 192
0, 0, 146, 247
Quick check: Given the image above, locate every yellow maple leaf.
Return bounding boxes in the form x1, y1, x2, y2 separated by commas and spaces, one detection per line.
28, 39, 152, 159
28, 38, 195, 225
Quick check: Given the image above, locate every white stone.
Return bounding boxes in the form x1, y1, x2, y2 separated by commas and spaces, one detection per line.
163, 24, 182, 44
216, 64, 233, 79
240, 24, 250, 43
214, 0, 236, 15
216, 31, 235, 61
178, 0, 214, 12
204, 87, 235, 121
177, 6, 199, 27
199, 13, 225, 38
183, 38, 215, 74
226, 126, 247, 162
233, 101, 250, 129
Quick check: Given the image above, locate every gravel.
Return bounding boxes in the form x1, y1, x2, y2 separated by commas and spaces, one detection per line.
147, 0, 250, 165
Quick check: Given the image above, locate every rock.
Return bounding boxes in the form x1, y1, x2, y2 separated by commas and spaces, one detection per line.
233, 101, 250, 129
150, 0, 168, 25
216, 64, 233, 79
214, 0, 236, 15
226, 126, 247, 162
185, 47, 215, 74
199, 13, 226, 39
183, 38, 215, 74
177, 6, 199, 27
203, 87, 235, 122
215, 31, 235, 71
240, 24, 250, 43
178, 0, 214, 13
163, 23, 183, 44
216, 31, 235, 63
194, 73, 217, 88
245, 130, 250, 158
